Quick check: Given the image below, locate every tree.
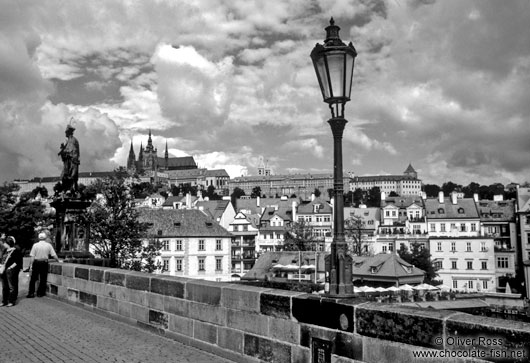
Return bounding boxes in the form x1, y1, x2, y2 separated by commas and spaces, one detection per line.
423, 184, 440, 197
251, 186, 262, 198
77, 175, 154, 269
31, 186, 49, 198
388, 191, 398, 197
345, 215, 365, 256
441, 181, 460, 195
313, 188, 321, 198
366, 187, 381, 207
0, 183, 52, 252
282, 220, 318, 251
231, 187, 245, 208
353, 188, 364, 206
398, 243, 438, 283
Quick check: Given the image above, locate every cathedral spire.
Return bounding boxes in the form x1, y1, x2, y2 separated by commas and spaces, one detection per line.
127, 139, 136, 171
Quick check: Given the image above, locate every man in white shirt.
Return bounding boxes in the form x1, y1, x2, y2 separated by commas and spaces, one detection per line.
27, 232, 60, 298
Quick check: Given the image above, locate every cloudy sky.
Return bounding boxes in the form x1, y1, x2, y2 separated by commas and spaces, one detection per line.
1, 0, 529, 186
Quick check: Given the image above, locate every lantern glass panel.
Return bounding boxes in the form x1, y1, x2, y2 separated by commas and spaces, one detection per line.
314, 56, 331, 100
326, 52, 346, 99
344, 53, 355, 99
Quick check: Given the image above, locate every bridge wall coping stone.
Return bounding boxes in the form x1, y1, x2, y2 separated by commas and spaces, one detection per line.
47, 263, 530, 363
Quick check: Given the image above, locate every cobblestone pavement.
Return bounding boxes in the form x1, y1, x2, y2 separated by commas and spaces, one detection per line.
0, 276, 233, 363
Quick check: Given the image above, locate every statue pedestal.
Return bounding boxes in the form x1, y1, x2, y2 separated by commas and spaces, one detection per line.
51, 198, 92, 258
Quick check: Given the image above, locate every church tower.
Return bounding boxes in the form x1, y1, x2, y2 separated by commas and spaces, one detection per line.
403, 163, 418, 179
165, 141, 169, 170
126, 140, 136, 173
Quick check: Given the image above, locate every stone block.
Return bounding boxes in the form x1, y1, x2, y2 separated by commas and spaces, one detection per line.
356, 304, 451, 349
115, 286, 131, 302
47, 274, 62, 286
151, 277, 186, 298
104, 284, 118, 299
74, 266, 89, 280
67, 288, 79, 303
218, 326, 244, 354
148, 292, 165, 311
188, 302, 226, 326
164, 296, 189, 317
92, 281, 107, 296
57, 285, 68, 299
73, 278, 91, 292
168, 314, 194, 337
446, 313, 530, 359
131, 303, 149, 323
244, 334, 291, 363
186, 280, 221, 306
227, 309, 268, 336
293, 295, 356, 332
269, 316, 300, 345
129, 290, 148, 306
89, 268, 104, 282
118, 301, 132, 318
125, 274, 150, 291
221, 284, 266, 312
61, 264, 75, 277
49, 284, 58, 296
194, 320, 218, 345
79, 291, 97, 307
149, 309, 169, 329
291, 346, 311, 363
105, 270, 126, 286
261, 290, 305, 319
97, 296, 119, 314
49, 263, 62, 276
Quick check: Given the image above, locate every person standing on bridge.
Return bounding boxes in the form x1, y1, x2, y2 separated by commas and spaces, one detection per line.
1, 236, 23, 306
27, 232, 60, 298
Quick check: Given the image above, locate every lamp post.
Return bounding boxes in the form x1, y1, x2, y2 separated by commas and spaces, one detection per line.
311, 18, 357, 297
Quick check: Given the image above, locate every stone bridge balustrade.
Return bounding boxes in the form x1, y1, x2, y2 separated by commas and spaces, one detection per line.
47, 263, 530, 363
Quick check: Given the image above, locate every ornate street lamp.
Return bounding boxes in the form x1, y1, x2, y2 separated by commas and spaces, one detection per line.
311, 18, 357, 297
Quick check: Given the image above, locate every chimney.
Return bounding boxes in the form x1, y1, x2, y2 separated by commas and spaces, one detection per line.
186, 193, 191, 209
292, 201, 297, 222
257, 196, 260, 207
311, 193, 315, 201
473, 193, 479, 202
422, 192, 427, 200
493, 194, 503, 201
451, 192, 457, 205
438, 191, 444, 204
381, 191, 386, 201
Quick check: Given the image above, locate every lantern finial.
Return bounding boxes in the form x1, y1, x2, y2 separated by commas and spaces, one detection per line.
325, 17, 344, 47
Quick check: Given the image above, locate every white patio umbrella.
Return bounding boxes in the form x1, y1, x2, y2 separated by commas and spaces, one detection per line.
437, 284, 451, 291
272, 264, 285, 269
283, 264, 300, 270
386, 286, 400, 293
363, 286, 376, 293
301, 264, 316, 271
374, 287, 386, 292
399, 284, 414, 291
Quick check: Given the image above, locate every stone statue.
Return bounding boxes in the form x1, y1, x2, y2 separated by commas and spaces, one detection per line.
58, 124, 80, 195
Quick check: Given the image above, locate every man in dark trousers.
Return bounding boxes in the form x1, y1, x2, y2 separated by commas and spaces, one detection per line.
1, 236, 23, 306
27, 232, 60, 298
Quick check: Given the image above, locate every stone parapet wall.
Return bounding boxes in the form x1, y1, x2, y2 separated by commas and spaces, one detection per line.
48, 263, 530, 363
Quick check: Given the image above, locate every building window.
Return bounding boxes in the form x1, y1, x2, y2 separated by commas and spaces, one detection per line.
324, 216, 331, 222
468, 280, 474, 289
453, 280, 458, 289
176, 259, 183, 272
382, 245, 387, 253
440, 224, 446, 232
480, 242, 486, 252
481, 261, 487, 270
243, 225, 248, 232
482, 280, 488, 290
451, 261, 457, 269
450, 223, 456, 230
434, 260, 442, 270
437, 242, 442, 251
216, 239, 222, 251
467, 261, 473, 270
161, 240, 170, 251
216, 257, 222, 271
198, 257, 205, 271
199, 239, 205, 251
497, 257, 509, 269
162, 258, 169, 272
176, 240, 182, 251
451, 242, 456, 252
471, 223, 477, 232
430, 224, 436, 232
466, 242, 472, 252
388, 242, 394, 252
460, 223, 466, 232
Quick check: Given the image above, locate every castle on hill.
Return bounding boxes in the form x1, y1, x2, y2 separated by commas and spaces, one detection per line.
126, 130, 198, 174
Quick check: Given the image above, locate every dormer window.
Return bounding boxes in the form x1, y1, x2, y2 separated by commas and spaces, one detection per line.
438, 208, 445, 214
174, 222, 181, 227
157, 230, 163, 236
205, 222, 213, 227
370, 266, 377, 274
457, 208, 465, 214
